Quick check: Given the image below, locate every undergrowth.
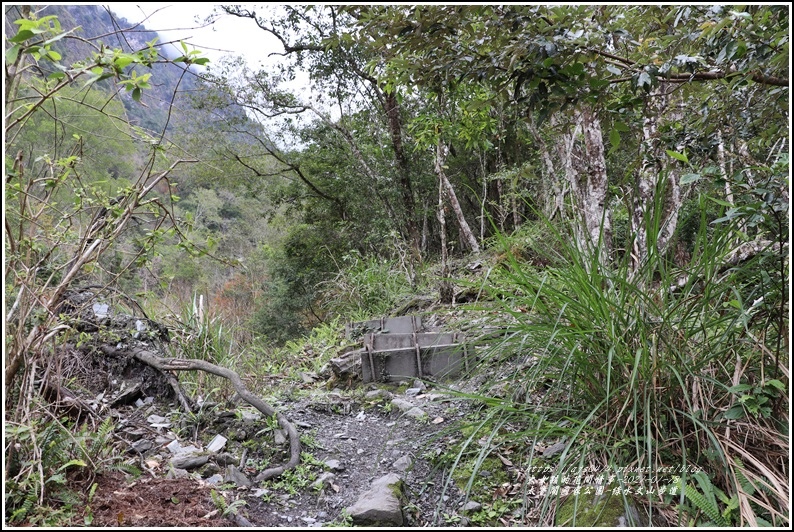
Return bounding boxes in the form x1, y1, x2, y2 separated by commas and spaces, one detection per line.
437, 190, 788, 526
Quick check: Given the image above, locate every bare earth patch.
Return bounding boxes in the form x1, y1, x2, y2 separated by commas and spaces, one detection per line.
84, 473, 236, 527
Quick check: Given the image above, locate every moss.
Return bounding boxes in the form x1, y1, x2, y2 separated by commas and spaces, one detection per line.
387, 479, 405, 500
555, 493, 629, 527
451, 456, 508, 493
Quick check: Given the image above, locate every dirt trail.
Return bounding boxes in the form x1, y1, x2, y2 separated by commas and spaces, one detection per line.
242, 384, 473, 526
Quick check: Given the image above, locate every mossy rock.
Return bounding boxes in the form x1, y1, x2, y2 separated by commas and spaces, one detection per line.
555, 493, 644, 527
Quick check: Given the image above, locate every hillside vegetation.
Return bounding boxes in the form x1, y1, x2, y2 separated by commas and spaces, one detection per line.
3, 4, 789, 527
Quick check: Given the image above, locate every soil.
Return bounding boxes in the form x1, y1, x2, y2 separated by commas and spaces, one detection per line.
83, 474, 236, 527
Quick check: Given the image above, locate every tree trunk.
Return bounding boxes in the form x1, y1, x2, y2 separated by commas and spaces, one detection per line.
437, 176, 453, 304
383, 92, 422, 261
529, 121, 566, 221
435, 140, 481, 254
631, 83, 684, 273
563, 106, 611, 264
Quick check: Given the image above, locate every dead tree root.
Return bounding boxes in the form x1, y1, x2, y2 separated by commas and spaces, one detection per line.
100, 345, 301, 482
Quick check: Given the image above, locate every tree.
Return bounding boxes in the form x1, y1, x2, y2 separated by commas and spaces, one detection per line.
352, 4, 788, 264
3, 9, 226, 516
220, 5, 427, 263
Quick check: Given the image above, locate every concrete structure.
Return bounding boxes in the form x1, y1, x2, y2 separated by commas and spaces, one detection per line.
347, 316, 468, 383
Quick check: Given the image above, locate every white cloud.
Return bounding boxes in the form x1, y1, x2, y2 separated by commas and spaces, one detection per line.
105, 3, 282, 67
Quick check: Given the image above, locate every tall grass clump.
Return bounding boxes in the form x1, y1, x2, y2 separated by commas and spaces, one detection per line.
448, 190, 788, 526
319, 251, 416, 321
165, 293, 240, 398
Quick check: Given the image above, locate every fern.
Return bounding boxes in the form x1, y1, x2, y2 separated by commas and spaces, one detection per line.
12, 494, 35, 522
110, 461, 142, 477
684, 484, 729, 526
210, 489, 227, 513
733, 460, 756, 497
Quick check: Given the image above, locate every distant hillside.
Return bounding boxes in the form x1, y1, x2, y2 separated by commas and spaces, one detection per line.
5, 4, 201, 134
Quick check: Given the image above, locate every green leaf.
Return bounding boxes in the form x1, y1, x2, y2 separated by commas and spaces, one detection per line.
609, 127, 621, 151
764, 379, 785, 390
114, 54, 135, 69
132, 87, 141, 102
680, 173, 701, 184
706, 196, 733, 207
9, 29, 35, 43
58, 459, 88, 470
666, 150, 689, 163
723, 406, 745, 419
606, 64, 622, 75
728, 383, 752, 393
6, 44, 20, 65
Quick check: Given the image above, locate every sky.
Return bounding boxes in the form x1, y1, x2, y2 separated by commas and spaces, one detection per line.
104, 3, 283, 68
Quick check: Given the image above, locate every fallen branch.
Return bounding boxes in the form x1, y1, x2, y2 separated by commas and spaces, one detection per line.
100, 345, 301, 482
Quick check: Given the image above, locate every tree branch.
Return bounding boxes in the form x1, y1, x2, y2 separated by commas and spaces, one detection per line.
102, 344, 302, 483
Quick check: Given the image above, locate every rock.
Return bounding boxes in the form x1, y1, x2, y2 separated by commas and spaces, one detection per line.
199, 462, 221, 478
240, 411, 261, 423
120, 427, 146, 442
462, 501, 482, 514
390, 398, 414, 412
324, 459, 344, 471
224, 465, 252, 488
111, 380, 143, 407
345, 473, 405, 526
205, 474, 224, 485
146, 414, 168, 425
166, 468, 190, 479
274, 429, 287, 445
311, 472, 336, 491
412, 379, 426, 391
299, 372, 317, 384
230, 429, 248, 441
131, 439, 153, 454
366, 389, 392, 400
171, 455, 209, 470
207, 434, 227, 453
404, 388, 422, 397
392, 455, 412, 472
215, 453, 237, 466
542, 440, 567, 457
405, 407, 426, 419
166, 440, 183, 454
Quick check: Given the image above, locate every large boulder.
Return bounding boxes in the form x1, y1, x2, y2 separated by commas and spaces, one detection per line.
345, 473, 406, 526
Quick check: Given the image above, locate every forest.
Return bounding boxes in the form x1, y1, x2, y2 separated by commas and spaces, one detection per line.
3, 4, 789, 527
